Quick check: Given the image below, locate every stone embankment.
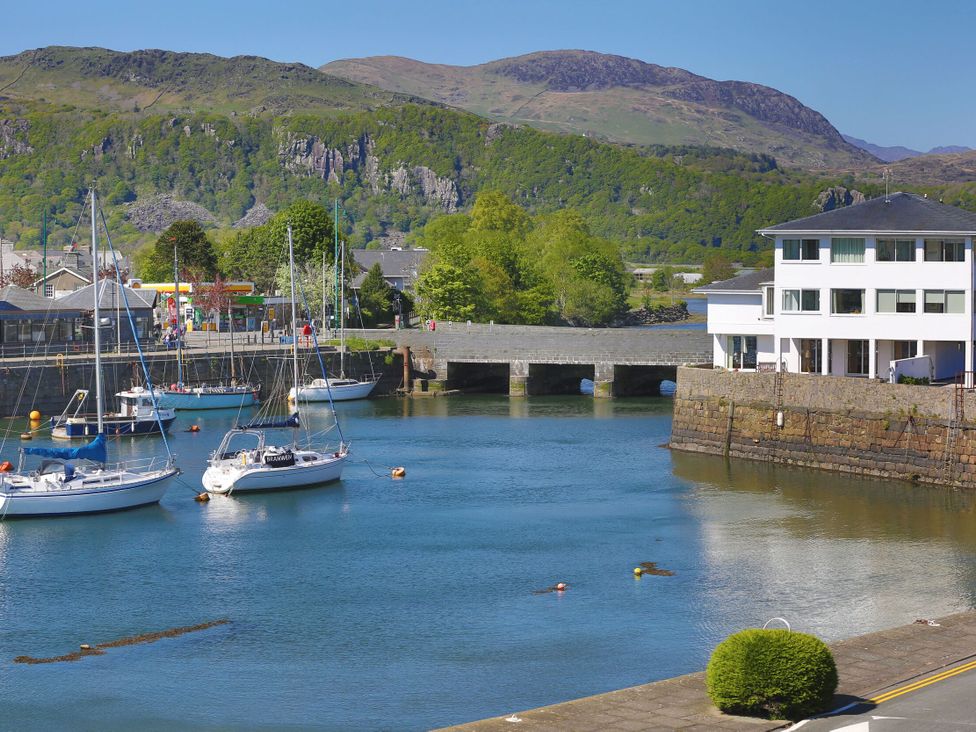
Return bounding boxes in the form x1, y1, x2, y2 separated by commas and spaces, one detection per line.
670, 366, 976, 488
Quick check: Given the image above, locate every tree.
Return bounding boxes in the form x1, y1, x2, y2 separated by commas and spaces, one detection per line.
98, 263, 130, 283
651, 266, 673, 292
266, 200, 336, 266
274, 260, 337, 324
358, 263, 394, 327
0, 264, 38, 289
221, 225, 280, 294
701, 252, 736, 285
139, 221, 218, 281
416, 262, 480, 321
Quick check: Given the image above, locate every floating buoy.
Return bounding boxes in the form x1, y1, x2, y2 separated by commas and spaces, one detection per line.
555, 582, 567, 592
391, 466, 406, 478
634, 567, 643, 577
0, 461, 12, 472
195, 492, 210, 503
189, 424, 201, 433
20, 432, 32, 440
79, 644, 92, 651
29, 410, 41, 421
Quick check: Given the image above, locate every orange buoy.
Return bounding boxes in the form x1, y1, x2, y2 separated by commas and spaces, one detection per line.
195, 492, 210, 502
391, 466, 406, 478
555, 582, 567, 592
0, 461, 12, 472
29, 410, 41, 421
189, 424, 201, 433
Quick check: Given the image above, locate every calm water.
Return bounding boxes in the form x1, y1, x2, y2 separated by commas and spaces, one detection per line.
1, 396, 975, 730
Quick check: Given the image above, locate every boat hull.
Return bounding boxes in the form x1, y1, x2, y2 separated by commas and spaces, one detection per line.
157, 389, 259, 410
289, 380, 377, 402
0, 469, 177, 517
202, 452, 347, 494
51, 414, 177, 438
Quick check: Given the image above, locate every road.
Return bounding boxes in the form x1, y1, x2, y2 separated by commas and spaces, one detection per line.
801, 658, 976, 731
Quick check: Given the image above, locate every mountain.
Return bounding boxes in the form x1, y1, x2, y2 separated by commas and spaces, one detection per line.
843, 134, 973, 163
0, 46, 425, 115
321, 50, 875, 169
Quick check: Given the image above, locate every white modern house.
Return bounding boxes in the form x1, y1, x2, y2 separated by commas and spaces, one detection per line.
697, 192, 976, 382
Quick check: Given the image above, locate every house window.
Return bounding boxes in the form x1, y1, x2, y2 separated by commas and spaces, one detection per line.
783, 239, 820, 261
847, 340, 869, 375
923, 290, 965, 313
763, 286, 775, 317
44, 285, 54, 298
924, 238, 965, 262
876, 238, 916, 262
894, 341, 918, 360
800, 338, 821, 373
726, 335, 758, 370
831, 237, 865, 263
831, 289, 865, 314
876, 289, 916, 313
781, 289, 820, 312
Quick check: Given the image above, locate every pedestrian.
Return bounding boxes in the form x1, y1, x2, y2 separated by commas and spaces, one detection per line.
302, 322, 312, 348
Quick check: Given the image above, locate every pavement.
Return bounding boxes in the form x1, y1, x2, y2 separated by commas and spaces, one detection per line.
438, 611, 976, 732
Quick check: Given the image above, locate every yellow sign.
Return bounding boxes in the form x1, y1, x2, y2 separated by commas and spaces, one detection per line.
267, 307, 275, 320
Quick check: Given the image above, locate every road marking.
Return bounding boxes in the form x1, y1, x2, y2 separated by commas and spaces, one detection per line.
870, 657, 976, 705
831, 722, 870, 731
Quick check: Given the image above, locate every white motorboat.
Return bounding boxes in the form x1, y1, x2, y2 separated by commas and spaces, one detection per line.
51, 387, 177, 438
202, 224, 347, 496
0, 187, 178, 517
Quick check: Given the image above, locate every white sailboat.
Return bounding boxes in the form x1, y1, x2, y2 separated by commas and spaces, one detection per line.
289, 239, 379, 403
201, 224, 348, 495
0, 188, 179, 517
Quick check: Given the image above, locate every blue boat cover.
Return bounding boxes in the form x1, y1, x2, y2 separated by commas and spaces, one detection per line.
22, 434, 107, 463
240, 413, 299, 430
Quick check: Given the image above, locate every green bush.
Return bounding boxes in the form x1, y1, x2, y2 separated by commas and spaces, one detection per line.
706, 629, 837, 720
897, 374, 930, 385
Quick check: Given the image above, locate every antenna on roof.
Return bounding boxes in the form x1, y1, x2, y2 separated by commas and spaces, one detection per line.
883, 168, 891, 203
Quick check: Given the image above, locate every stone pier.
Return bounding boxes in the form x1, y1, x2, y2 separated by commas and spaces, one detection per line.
509, 360, 530, 397
593, 362, 614, 398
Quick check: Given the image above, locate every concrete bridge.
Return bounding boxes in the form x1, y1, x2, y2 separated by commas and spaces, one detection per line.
357, 323, 712, 397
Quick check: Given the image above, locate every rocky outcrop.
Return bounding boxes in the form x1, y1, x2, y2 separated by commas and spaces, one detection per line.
814, 186, 866, 212
123, 194, 218, 232
617, 302, 690, 326
0, 119, 33, 159
80, 137, 111, 161
233, 203, 273, 229
487, 50, 699, 90
275, 129, 458, 210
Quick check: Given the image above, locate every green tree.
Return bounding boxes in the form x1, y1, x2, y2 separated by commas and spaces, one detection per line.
139, 220, 218, 281
221, 226, 281, 294
651, 266, 673, 292
701, 252, 736, 285
416, 262, 480, 321
358, 262, 394, 327
266, 200, 335, 266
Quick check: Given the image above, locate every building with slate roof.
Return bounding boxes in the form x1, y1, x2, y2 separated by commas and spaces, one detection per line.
0, 285, 84, 352
57, 280, 157, 344
697, 193, 976, 381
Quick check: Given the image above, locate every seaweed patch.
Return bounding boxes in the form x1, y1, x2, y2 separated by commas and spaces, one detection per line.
638, 562, 675, 576
13, 619, 230, 664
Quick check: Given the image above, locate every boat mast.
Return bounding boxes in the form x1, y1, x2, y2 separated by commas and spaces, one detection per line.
339, 239, 345, 378
174, 246, 183, 388
287, 225, 300, 440
229, 300, 236, 382
91, 187, 105, 436
321, 248, 326, 335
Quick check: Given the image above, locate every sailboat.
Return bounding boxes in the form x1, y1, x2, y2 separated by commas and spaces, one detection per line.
289, 239, 379, 402
0, 188, 179, 517
155, 250, 260, 410
201, 224, 348, 495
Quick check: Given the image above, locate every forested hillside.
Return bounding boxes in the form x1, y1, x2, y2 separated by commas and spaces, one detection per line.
1, 47, 974, 269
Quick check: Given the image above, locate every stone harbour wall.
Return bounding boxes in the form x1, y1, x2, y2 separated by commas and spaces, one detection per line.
670, 366, 976, 488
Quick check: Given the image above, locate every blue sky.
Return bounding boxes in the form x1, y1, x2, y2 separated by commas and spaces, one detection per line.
3, 0, 973, 151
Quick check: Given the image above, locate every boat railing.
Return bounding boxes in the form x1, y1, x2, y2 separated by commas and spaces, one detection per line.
100, 455, 176, 475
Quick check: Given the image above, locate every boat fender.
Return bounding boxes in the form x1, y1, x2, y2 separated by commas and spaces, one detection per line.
242, 453, 247, 466
391, 467, 406, 478
0, 461, 12, 472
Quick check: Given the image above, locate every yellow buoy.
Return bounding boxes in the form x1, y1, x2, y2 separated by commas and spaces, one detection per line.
634, 567, 643, 577
29, 410, 41, 421
391, 467, 406, 478
195, 492, 211, 503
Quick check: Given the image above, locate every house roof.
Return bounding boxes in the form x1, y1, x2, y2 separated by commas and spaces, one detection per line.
694, 268, 774, 294
0, 285, 75, 311
351, 249, 428, 288
57, 280, 156, 310
760, 192, 976, 235
32, 267, 91, 287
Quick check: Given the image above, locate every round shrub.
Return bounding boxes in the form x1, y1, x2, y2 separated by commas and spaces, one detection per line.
706, 628, 837, 720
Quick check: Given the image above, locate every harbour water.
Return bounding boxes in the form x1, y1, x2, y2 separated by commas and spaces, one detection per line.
1, 395, 975, 730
